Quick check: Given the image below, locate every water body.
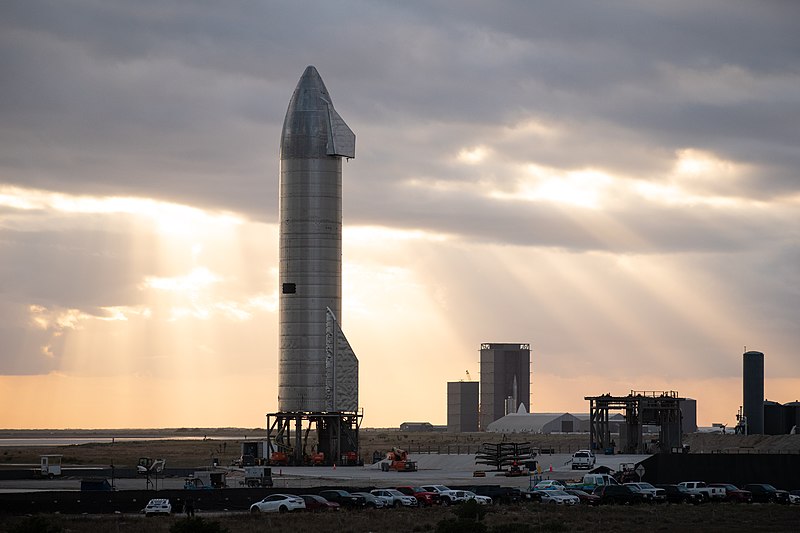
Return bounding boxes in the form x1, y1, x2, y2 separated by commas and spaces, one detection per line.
0, 436, 236, 447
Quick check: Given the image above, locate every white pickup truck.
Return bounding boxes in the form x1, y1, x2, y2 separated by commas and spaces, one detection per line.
571, 450, 596, 470
677, 481, 725, 501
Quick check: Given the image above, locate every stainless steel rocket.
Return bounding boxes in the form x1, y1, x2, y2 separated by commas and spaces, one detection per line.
279, 65, 358, 413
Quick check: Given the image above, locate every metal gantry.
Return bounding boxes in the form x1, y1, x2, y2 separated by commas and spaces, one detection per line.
586, 391, 684, 454
266, 410, 363, 466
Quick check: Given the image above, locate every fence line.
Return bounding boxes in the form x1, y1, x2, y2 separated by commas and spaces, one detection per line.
401, 444, 800, 456
404, 444, 577, 455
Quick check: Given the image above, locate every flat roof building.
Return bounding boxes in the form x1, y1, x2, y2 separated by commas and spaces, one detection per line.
447, 381, 479, 432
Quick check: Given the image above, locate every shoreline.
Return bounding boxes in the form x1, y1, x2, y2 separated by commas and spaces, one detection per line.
0, 428, 265, 439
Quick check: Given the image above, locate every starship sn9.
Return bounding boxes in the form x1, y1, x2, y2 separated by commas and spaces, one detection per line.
278, 65, 359, 415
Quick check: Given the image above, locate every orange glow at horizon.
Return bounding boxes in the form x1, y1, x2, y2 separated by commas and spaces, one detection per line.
0, 181, 797, 431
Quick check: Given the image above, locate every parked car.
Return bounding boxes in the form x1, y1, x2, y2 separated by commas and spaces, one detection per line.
570, 473, 619, 492
520, 489, 543, 502
539, 490, 580, 505
461, 490, 492, 505
371, 489, 418, 507
534, 480, 566, 491
250, 494, 306, 513
708, 483, 752, 503
593, 485, 646, 505
448, 491, 474, 504
396, 486, 441, 506
743, 484, 790, 504
565, 489, 601, 506
420, 485, 461, 505
571, 450, 596, 470
319, 490, 367, 509
467, 485, 521, 505
143, 498, 172, 516
789, 490, 800, 505
300, 494, 340, 512
678, 481, 726, 501
625, 482, 666, 503
656, 484, 704, 504
353, 491, 387, 509
624, 483, 654, 503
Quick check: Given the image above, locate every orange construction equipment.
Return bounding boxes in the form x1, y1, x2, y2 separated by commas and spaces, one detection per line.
344, 451, 360, 465
269, 451, 289, 466
381, 447, 418, 472
310, 452, 325, 466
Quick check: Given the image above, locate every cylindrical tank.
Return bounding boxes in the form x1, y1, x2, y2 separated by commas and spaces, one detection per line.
784, 401, 800, 434
763, 400, 784, 435
742, 350, 764, 434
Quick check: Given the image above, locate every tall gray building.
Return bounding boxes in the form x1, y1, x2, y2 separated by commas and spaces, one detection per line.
743, 350, 764, 434
679, 398, 697, 434
447, 381, 479, 432
479, 343, 531, 429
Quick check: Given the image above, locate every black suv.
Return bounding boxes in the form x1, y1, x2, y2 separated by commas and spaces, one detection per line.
743, 484, 789, 504
592, 485, 646, 505
318, 489, 367, 508
656, 484, 703, 504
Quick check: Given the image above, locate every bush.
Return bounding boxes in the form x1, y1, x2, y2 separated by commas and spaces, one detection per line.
489, 524, 534, 533
170, 517, 229, 533
436, 518, 488, 533
540, 521, 568, 532
452, 499, 488, 522
9, 516, 63, 533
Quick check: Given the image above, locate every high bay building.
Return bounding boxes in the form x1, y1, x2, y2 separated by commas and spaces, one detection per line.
479, 343, 531, 429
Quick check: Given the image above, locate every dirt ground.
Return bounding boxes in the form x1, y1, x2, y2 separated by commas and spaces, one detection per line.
0, 429, 798, 469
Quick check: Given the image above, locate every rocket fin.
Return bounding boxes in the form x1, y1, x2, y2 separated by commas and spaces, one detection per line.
324, 101, 356, 158
325, 308, 359, 412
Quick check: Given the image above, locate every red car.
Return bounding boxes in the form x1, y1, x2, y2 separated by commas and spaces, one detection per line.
709, 484, 752, 503
565, 489, 601, 506
396, 486, 441, 506
300, 494, 340, 512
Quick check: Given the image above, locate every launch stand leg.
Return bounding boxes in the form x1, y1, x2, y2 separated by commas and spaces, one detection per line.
267, 411, 362, 466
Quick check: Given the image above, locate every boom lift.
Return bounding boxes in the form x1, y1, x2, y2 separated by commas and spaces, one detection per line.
380, 447, 418, 472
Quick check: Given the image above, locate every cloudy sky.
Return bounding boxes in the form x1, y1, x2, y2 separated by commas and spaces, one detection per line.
1, 1, 798, 429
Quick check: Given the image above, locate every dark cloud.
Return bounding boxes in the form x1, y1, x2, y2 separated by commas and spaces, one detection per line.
1, 0, 798, 221
0, 0, 797, 392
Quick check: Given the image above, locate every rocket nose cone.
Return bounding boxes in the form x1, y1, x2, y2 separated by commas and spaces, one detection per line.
281, 65, 355, 159
302, 65, 319, 79
291, 65, 329, 108
297, 66, 327, 95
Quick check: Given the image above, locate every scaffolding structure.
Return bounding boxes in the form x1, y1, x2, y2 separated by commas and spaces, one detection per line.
586, 391, 684, 454
266, 410, 362, 466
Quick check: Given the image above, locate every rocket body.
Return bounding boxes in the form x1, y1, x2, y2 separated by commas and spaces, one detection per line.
278, 66, 356, 413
